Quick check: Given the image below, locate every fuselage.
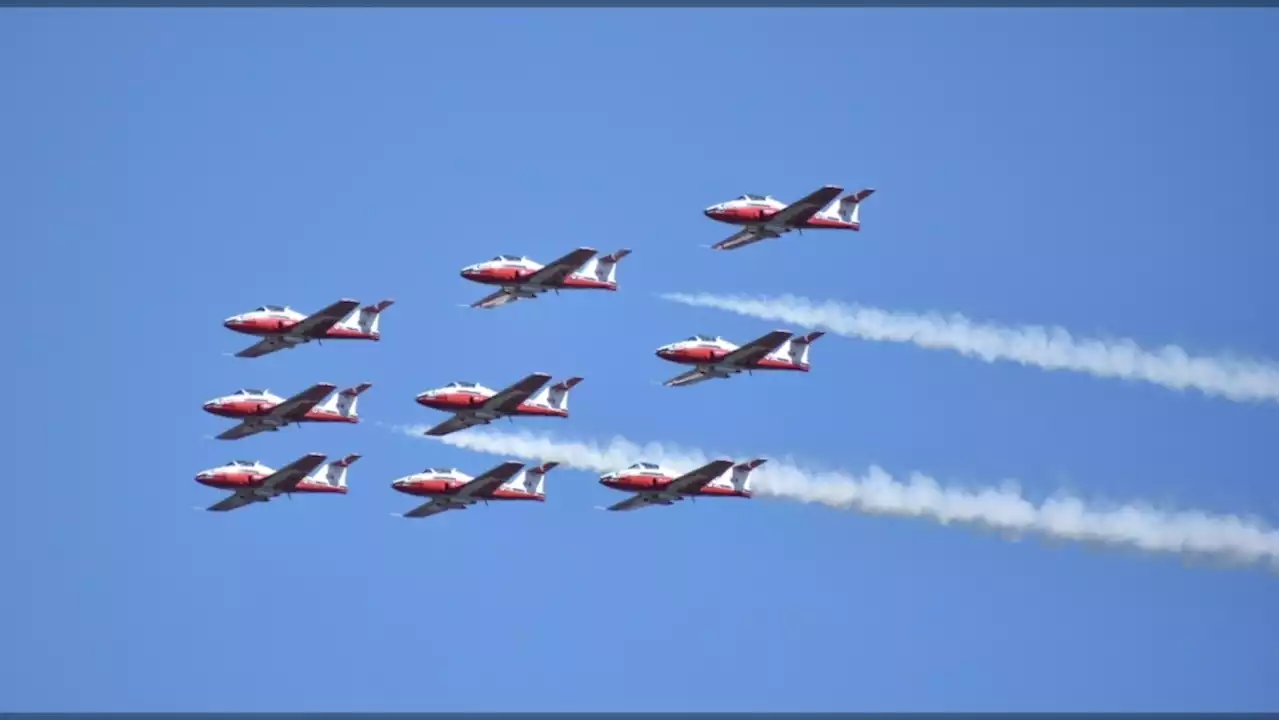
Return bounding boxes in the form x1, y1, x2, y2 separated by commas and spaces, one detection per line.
391, 472, 544, 501
202, 393, 353, 423
194, 463, 345, 495
599, 469, 751, 499
654, 337, 808, 372
415, 383, 566, 418
459, 257, 615, 291
222, 306, 376, 340
703, 203, 856, 230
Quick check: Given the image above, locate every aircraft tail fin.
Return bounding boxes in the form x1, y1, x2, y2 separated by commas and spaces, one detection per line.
782, 330, 825, 367
345, 299, 395, 337
539, 377, 583, 413
729, 458, 767, 495
507, 461, 559, 498
833, 188, 876, 229
589, 248, 632, 286
313, 453, 361, 490
328, 382, 373, 419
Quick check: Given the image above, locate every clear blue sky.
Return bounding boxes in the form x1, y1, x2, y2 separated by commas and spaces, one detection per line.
1, 9, 1275, 712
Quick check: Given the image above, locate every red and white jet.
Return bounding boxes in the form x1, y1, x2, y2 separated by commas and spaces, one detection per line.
416, 373, 584, 437
598, 458, 767, 512
655, 329, 826, 388
223, 298, 395, 358
390, 460, 559, 519
703, 185, 876, 251
194, 452, 360, 512
460, 246, 632, 309
202, 382, 374, 440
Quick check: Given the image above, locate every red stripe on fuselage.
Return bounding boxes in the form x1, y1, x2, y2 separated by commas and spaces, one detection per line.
202, 401, 356, 423
196, 473, 347, 494
223, 317, 379, 340
392, 479, 543, 501
599, 475, 750, 498
705, 207, 857, 230
655, 347, 807, 371
415, 393, 567, 417
460, 267, 615, 290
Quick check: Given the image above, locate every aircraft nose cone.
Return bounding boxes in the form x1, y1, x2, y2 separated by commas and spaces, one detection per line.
655, 348, 671, 359
202, 401, 217, 412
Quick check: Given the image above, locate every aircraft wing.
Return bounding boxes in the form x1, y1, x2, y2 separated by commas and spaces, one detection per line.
718, 330, 794, 368
662, 368, 719, 388
216, 421, 267, 441
482, 372, 554, 414
711, 226, 781, 251
770, 185, 844, 227
402, 497, 467, 519
470, 288, 527, 310
207, 493, 257, 512
290, 299, 361, 338
259, 452, 329, 493
453, 461, 527, 499
525, 247, 598, 287
605, 493, 669, 512
665, 459, 736, 495
422, 413, 488, 437
270, 383, 339, 422
234, 337, 292, 359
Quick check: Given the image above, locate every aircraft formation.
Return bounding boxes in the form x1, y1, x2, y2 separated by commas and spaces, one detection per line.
197, 184, 876, 518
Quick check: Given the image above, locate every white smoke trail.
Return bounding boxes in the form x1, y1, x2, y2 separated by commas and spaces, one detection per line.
658, 292, 1280, 404
396, 425, 1279, 572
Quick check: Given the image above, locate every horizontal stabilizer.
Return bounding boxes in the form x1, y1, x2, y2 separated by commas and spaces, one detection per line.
552, 377, 584, 391
341, 382, 374, 397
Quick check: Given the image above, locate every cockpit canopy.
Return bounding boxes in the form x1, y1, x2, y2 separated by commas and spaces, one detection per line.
421, 467, 457, 475
627, 462, 662, 471
446, 381, 480, 389
491, 254, 526, 262
253, 305, 289, 313
229, 460, 257, 467
684, 334, 721, 343
234, 388, 265, 396
738, 194, 771, 202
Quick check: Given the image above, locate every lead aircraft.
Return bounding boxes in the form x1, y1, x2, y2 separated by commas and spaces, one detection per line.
195, 452, 360, 512
416, 372, 584, 437
598, 458, 768, 512
655, 329, 826, 388
703, 184, 876, 251
390, 460, 559, 519
223, 298, 395, 358
202, 382, 373, 440
460, 246, 632, 309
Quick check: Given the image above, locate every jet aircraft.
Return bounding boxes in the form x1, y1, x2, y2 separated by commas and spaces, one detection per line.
461, 247, 632, 309
416, 372, 583, 437
655, 329, 825, 387
704, 185, 875, 251
223, 298, 394, 358
598, 458, 767, 512
195, 452, 360, 512
390, 460, 559, 519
